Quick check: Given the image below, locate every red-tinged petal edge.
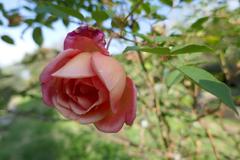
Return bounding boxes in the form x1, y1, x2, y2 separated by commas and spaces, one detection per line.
51, 52, 95, 78
94, 77, 137, 133
64, 26, 109, 55
91, 52, 126, 113
41, 79, 56, 106
40, 49, 80, 106
78, 102, 110, 124
40, 49, 80, 83
67, 26, 106, 47
124, 77, 137, 125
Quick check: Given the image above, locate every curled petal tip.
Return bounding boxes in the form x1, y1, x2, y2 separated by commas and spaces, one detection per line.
74, 26, 106, 46
64, 25, 107, 52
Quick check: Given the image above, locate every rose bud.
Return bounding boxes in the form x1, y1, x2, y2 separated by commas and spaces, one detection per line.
40, 26, 137, 133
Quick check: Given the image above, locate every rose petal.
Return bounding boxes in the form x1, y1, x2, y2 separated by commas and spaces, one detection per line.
56, 106, 79, 120
53, 79, 71, 109
79, 78, 93, 86
91, 77, 109, 106
69, 101, 87, 115
94, 112, 125, 133
91, 52, 126, 113
40, 49, 80, 106
52, 52, 95, 78
56, 94, 70, 109
123, 77, 137, 125
64, 78, 101, 113
94, 77, 137, 133
40, 49, 80, 83
64, 26, 106, 48
52, 96, 80, 120
64, 26, 109, 55
78, 102, 110, 124
76, 96, 94, 109
65, 36, 108, 54
65, 79, 76, 100
92, 76, 108, 92
41, 79, 56, 106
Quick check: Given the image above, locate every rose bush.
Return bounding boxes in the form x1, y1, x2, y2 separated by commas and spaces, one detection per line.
40, 26, 137, 133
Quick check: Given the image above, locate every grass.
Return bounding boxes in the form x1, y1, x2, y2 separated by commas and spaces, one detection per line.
0, 98, 136, 160
1, 97, 239, 160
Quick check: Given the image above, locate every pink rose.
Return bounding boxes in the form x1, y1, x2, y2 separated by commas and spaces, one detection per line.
40, 26, 137, 133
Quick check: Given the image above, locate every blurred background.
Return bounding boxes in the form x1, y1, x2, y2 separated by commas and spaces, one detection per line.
0, 0, 240, 159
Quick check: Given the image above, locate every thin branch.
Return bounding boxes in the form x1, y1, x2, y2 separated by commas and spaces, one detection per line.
132, 35, 170, 149
191, 83, 220, 160
21, 26, 30, 39
219, 51, 231, 82
123, 0, 144, 23
118, 34, 136, 43
106, 36, 113, 50
199, 120, 220, 160
194, 105, 221, 121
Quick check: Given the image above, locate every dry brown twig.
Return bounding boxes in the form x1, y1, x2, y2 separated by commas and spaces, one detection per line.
199, 120, 220, 160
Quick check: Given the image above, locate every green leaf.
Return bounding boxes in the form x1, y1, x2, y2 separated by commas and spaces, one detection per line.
191, 16, 209, 29
92, 10, 109, 23
45, 16, 58, 27
132, 21, 140, 32
0, 3, 4, 13
132, 33, 170, 44
171, 44, 213, 54
36, 4, 84, 20
111, 17, 125, 29
166, 70, 184, 87
123, 46, 139, 53
24, 19, 34, 25
32, 27, 43, 46
178, 66, 238, 113
160, 0, 173, 6
181, 0, 193, 3
124, 44, 212, 56
62, 18, 69, 27
142, 2, 151, 14
1, 35, 14, 44
155, 36, 171, 43
123, 46, 170, 55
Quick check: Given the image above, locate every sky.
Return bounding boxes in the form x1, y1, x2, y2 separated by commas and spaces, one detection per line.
0, 0, 79, 66
0, 0, 239, 67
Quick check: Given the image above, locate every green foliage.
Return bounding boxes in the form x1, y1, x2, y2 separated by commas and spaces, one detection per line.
191, 16, 209, 29
0, 98, 135, 160
165, 70, 183, 87
160, 0, 173, 6
178, 66, 238, 113
171, 44, 213, 54
124, 44, 212, 56
1, 35, 14, 44
0, 1, 240, 160
191, 16, 209, 30
123, 46, 170, 55
32, 27, 43, 46
36, 3, 84, 20
92, 10, 109, 24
